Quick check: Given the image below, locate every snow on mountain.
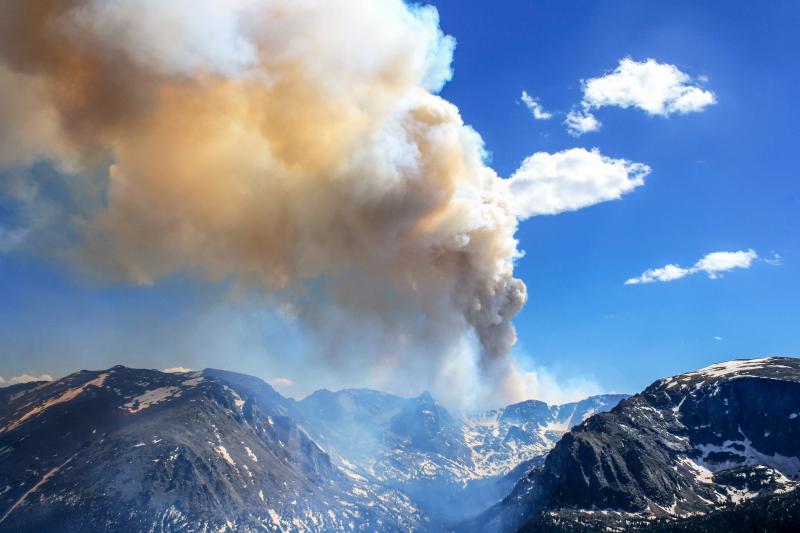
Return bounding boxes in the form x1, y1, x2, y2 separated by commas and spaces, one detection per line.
474, 356, 800, 532
293, 387, 625, 524
6, 357, 795, 531
0, 366, 624, 531
463, 394, 627, 478
0, 367, 423, 532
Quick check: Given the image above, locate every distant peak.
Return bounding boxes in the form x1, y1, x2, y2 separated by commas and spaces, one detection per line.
416, 391, 434, 402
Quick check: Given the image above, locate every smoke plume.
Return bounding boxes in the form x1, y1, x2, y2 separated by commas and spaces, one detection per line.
0, 0, 558, 406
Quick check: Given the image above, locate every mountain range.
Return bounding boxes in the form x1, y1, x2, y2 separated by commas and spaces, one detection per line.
1, 357, 798, 531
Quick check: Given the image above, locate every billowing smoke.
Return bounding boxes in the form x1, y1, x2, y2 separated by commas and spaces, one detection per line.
0, 0, 604, 407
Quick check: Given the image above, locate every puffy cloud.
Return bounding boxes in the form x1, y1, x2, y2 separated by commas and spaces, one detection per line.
564, 110, 601, 136
506, 148, 650, 218
583, 57, 716, 116
567, 57, 716, 135
0, 376, 5, 384
625, 249, 760, 285
695, 250, 758, 279
268, 377, 295, 388
8, 373, 54, 385
520, 91, 552, 120
713, 336, 723, 341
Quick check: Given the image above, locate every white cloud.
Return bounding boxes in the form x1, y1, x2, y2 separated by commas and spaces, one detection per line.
567, 57, 716, 135
694, 250, 758, 279
506, 147, 650, 218
714, 336, 723, 341
625, 249, 760, 285
8, 373, 53, 385
583, 57, 716, 115
0, 376, 5, 384
564, 110, 601, 136
268, 377, 294, 388
162, 366, 192, 373
520, 90, 552, 120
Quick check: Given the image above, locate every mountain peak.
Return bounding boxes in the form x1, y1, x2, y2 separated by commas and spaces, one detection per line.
416, 390, 434, 402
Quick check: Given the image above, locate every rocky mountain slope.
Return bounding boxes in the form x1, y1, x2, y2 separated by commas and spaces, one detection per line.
0, 365, 624, 531
0, 367, 421, 532
475, 357, 800, 532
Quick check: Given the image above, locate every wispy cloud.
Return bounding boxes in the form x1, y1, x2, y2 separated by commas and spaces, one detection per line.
268, 377, 295, 388
625, 249, 768, 285
507, 147, 650, 218
567, 57, 716, 136
520, 90, 552, 120
162, 366, 192, 373
713, 336, 723, 341
764, 253, 783, 266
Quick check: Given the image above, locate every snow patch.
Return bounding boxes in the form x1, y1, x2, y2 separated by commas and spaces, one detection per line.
695, 428, 800, 478
677, 456, 714, 484
214, 445, 236, 466
351, 487, 368, 498
267, 509, 281, 526
181, 374, 204, 387
691, 358, 790, 379
244, 446, 258, 463
123, 386, 182, 413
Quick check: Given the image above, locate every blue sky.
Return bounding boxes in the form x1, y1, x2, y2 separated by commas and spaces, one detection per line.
1, 0, 798, 400
429, 0, 800, 391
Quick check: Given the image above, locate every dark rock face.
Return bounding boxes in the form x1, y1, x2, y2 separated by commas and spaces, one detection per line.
476, 357, 800, 532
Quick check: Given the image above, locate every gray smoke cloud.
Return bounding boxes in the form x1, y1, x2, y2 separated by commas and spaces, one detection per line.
0, 0, 638, 408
